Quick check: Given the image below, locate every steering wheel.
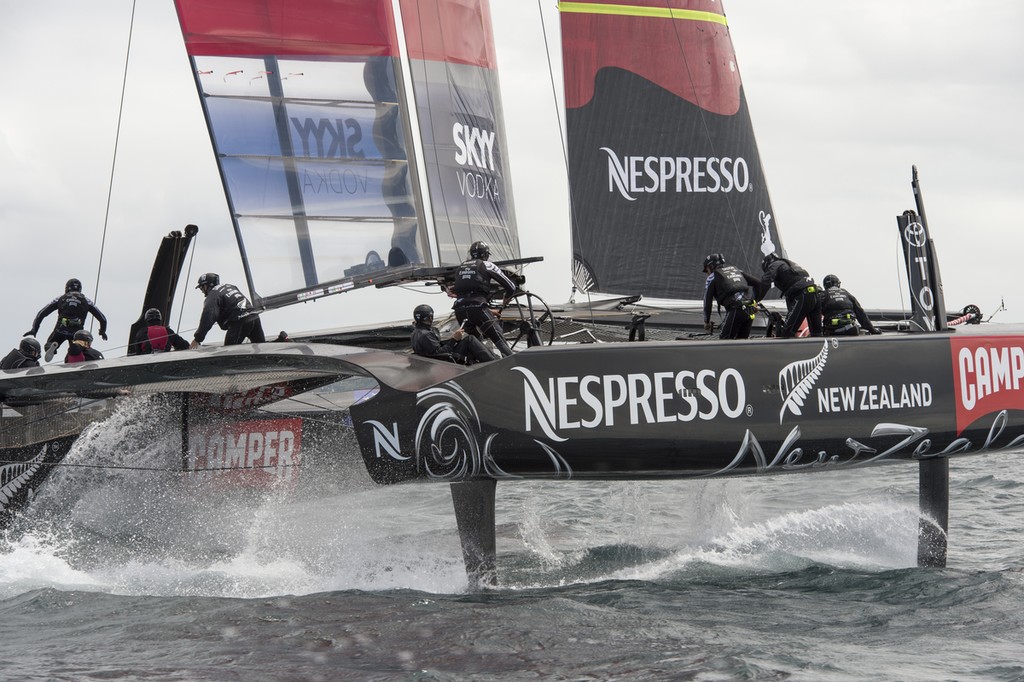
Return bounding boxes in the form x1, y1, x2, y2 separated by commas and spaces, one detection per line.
500, 291, 555, 350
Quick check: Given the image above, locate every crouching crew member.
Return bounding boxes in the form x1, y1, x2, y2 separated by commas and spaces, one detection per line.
133, 308, 190, 353
451, 241, 517, 357
65, 330, 104, 363
821, 274, 881, 336
702, 253, 760, 340
1, 337, 42, 369
757, 253, 822, 338
411, 304, 494, 365
190, 273, 266, 348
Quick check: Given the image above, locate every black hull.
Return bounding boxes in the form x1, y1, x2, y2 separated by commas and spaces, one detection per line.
351, 330, 1024, 484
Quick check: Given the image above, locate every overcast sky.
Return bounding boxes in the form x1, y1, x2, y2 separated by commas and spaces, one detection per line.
2, 1, 1023, 356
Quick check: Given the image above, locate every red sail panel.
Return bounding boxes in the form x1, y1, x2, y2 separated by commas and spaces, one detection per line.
175, 0, 397, 57
561, 0, 740, 115
400, 0, 497, 68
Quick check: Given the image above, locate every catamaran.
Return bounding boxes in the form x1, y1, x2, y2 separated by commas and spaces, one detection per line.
2, 0, 1019, 587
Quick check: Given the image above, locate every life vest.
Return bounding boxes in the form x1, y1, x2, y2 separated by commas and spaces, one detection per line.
822, 287, 855, 317
58, 292, 89, 329
772, 259, 814, 298
146, 325, 170, 352
452, 260, 490, 298
713, 265, 750, 306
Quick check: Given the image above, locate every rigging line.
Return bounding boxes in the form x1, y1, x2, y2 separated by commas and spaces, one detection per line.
895, 230, 908, 319
177, 232, 199, 332
91, 0, 139, 323
0, 458, 306, 474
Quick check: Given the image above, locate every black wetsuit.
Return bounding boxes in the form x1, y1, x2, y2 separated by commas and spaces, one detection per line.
194, 283, 266, 345
703, 265, 761, 340
821, 286, 876, 336
757, 258, 822, 337
28, 292, 108, 350
132, 325, 190, 354
0, 348, 40, 369
411, 324, 494, 365
451, 259, 517, 357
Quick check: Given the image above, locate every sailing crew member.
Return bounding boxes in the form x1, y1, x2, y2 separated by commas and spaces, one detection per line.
757, 253, 822, 338
132, 308, 190, 354
451, 241, 517, 357
64, 329, 104, 363
411, 304, 495, 365
190, 273, 266, 348
820, 274, 881, 336
702, 253, 760, 340
1, 337, 42, 369
25, 278, 108, 360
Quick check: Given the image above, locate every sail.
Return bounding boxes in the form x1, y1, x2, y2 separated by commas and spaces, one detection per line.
559, 0, 785, 299
173, 0, 517, 311
400, 0, 519, 265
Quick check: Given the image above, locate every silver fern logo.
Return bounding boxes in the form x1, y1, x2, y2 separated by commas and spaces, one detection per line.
778, 340, 833, 423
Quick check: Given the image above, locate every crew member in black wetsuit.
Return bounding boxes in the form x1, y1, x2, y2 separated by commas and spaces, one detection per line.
757, 253, 822, 338
820, 274, 881, 336
411, 304, 494, 365
190, 273, 266, 348
25, 278, 108, 359
702, 253, 761, 340
451, 241, 518, 357
64, 330, 104, 363
132, 308, 190, 354
1, 338, 41, 369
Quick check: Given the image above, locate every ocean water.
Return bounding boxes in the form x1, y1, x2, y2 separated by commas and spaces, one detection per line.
2, 401, 1024, 681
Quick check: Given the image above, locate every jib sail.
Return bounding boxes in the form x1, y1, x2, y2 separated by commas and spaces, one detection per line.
559, 0, 785, 300
173, 0, 517, 310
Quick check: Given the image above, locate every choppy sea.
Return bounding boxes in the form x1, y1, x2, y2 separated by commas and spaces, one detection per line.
2, 399, 1023, 681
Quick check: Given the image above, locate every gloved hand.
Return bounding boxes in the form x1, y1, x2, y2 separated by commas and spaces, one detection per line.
100, 331, 108, 341
869, 328, 882, 335
703, 321, 714, 333
23, 330, 35, 337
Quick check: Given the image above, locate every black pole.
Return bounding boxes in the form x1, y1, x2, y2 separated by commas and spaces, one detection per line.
917, 457, 949, 567
910, 166, 948, 331
449, 479, 497, 588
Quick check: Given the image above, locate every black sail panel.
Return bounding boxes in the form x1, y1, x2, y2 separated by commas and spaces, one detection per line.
561, 1, 786, 299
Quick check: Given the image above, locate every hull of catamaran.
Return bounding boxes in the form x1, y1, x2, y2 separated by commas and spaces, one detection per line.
2, 323, 1023, 526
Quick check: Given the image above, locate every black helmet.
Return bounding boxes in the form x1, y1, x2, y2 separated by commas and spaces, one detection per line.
823, 274, 841, 289
19, 337, 41, 359
469, 241, 491, 260
702, 253, 725, 272
413, 304, 434, 325
65, 278, 82, 293
73, 329, 93, 344
144, 308, 162, 324
761, 252, 778, 271
196, 272, 220, 290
